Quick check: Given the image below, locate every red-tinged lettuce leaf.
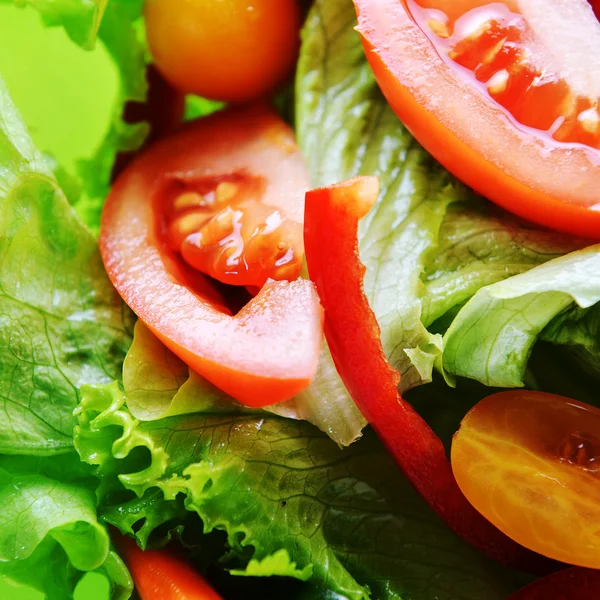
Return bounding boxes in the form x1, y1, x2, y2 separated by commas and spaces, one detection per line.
75, 382, 516, 600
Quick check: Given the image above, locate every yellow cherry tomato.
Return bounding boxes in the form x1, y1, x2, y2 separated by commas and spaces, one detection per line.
452, 390, 600, 568
144, 0, 302, 103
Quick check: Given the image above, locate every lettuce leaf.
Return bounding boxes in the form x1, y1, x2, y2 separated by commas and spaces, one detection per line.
443, 246, 600, 387
0, 453, 132, 600
296, 0, 595, 393
124, 319, 366, 447
3, 0, 108, 49
421, 202, 587, 327
76, 382, 515, 600
1, 0, 148, 233
0, 74, 132, 455
297, 0, 450, 390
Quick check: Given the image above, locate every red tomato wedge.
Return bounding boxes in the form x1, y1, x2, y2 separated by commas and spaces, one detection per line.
304, 177, 555, 574
353, 0, 600, 238
117, 536, 222, 600
101, 106, 323, 407
508, 567, 600, 600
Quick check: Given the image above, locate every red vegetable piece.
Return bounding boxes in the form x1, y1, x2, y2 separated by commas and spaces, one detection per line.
116, 535, 222, 600
303, 176, 556, 573
508, 567, 600, 600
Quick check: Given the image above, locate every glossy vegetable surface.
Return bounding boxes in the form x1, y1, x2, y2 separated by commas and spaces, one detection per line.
118, 536, 222, 600
145, 0, 302, 102
354, 0, 600, 237
453, 390, 600, 568
101, 106, 323, 406
303, 176, 554, 574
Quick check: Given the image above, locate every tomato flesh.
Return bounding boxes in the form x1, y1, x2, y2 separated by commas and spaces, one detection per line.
101, 106, 323, 406
408, 0, 600, 148
354, 0, 600, 237
452, 390, 600, 568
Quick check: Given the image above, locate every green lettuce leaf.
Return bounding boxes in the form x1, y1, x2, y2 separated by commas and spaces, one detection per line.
0, 75, 132, 455
421, 202, 587, 327
297, 0, 450, 390
5, 0, 108, 49
124, 320, 366, 447
443, 245, 600, 387
1, 0, 148, 233
76, 382, 515, 600
296, 0, 594, 393
0, 453, 132, 600
541, 304, 600, 379
72, 0, 147, 232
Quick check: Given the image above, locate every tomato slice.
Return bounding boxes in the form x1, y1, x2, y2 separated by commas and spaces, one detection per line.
117, 536, 222, 600
354, 0, 600, 238
101, 106, 323, 406
304, 177, 555, 574
452, 391, 600, 568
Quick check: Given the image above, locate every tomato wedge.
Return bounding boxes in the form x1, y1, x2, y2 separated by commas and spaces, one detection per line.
354, 0, 600, 238
117, 536, 222, 600
304, 177, 555, 574
101, 106, 323, 406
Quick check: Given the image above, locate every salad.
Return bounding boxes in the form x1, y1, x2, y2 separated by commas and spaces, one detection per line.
0, 0, 600, 599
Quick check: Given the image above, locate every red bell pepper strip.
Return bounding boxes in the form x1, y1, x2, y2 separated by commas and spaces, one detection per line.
508, 568, 600, 600
117, 535, 222, 600
303, 176, 556, 574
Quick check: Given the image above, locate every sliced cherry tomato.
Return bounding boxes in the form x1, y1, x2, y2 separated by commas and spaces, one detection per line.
354, 0, 600, 238
303, 176, 554, 574
101, 106, 323, 406
144, 0, 302, 103
117, 536, 222, 600
508, 567, 600, 600
452, 390, 600, 568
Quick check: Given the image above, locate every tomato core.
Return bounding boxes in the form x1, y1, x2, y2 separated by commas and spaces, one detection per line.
452, 391, 600, 568
407, 0, 600, 149
159, 172, 303, 287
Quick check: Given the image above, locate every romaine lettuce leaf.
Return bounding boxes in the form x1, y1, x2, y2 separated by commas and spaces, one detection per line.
421, 202, 587, 327
443, 246, 600, 387
0, 453, 132, 600
296, 0, 450, 390
76, 382, 515, 600
296, 0, 595, 394
0, 75, 132, 455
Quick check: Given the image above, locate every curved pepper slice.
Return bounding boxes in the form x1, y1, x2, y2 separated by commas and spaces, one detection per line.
303, 176, 555, 573
508, 567, 600, 600
101, 106, 323, 406
117, 535, 222, 600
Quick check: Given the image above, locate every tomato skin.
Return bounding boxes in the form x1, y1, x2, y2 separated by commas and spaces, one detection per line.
144, 0, 302, 103
508, 568, 600, 600
452, 391, 600, 569
353, 0, 600, 238
303, 177, 555, 574
117, 536, 222, 600
101, 106, 323, 406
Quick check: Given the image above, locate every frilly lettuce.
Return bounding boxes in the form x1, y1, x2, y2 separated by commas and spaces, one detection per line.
75, 381, 516, 600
